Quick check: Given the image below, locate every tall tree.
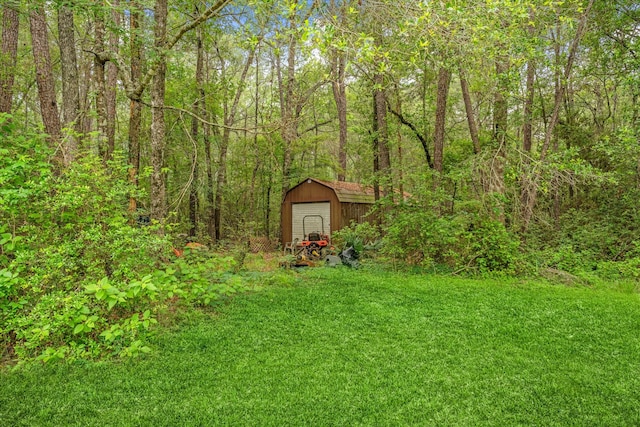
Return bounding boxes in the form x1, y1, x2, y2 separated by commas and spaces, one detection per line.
275, 0, 323, 202
57, 4, 81, 159
329, 0, 349, 181
192, 23, 212, 240
490, 58, 509, 223
521, 0, 595, 231
105, 1, 121, 160
150, 0, 168, 222
93, 6, 108, 160
29, 4, 63, 164
0, 3, 19, 114
213, 38, 258, 241
459, 69, 480, 155
128, 0, 143, 213
433, 67, 451, 175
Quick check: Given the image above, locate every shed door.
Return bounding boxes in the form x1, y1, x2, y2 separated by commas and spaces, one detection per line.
292, 202, 330, 242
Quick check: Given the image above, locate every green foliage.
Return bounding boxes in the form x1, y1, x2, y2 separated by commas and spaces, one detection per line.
0, 114, 52, 227
331, 221, 381, 254
380, 203, 520, 274
0, 151, 250, 365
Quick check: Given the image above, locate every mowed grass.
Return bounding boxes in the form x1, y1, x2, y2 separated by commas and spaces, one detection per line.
2, 269, 640, 426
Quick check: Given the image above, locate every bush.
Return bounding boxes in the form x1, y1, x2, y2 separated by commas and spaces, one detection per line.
0, 153, 250, 365
331, 221, 381, 254
380, 204, 520, 273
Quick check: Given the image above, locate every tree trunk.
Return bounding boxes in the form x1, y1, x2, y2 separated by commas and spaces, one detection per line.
519, 58, 536, 215
279, 16, 298, 202
214, 42, 257, 241
189, 21, 205, 239
329, 0, 348, 182
29, 5, 63, 165
150, 0, 168, 223
491, 59, 509, 223
128, 1, 142, 213
522, 62, 535, 154
94, 8, 108, 160
105, 1, 121, 161
373, 68, 391, 198
0, 4, 19, 114
433, 67, 451, 175
459, 69, 480, 154
58, 5, 81, 162
372, 93, 381, 202
521, 0, 594, 231
249, 45, 260, 227
331, 50, 348, 181
193, 24, 214, 241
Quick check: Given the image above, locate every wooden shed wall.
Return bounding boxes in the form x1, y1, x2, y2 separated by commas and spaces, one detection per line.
281, 181, 340, 244
340, 202, 374, 229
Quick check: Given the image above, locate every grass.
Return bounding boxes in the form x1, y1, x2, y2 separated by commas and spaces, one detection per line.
1, 268, 639, 426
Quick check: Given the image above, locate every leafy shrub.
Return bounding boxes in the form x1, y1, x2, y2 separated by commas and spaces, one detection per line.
381, 207, 460, 268
380, 204, 520, 273
0, 152, 250, 365
331, 221, 381, 254
464, 219, 520, 273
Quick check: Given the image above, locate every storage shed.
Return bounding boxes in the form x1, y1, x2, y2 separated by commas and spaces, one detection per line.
281, 178, 376, 245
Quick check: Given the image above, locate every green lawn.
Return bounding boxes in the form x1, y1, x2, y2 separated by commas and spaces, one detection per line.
2, 269, 639, 426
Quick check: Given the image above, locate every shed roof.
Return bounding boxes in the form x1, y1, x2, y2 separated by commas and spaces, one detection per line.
301, 178, 376, 204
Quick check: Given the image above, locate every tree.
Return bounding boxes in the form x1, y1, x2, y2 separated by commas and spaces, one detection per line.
520, 0, 595, 231
57, 4, 81, 159
29, 3, 63, 165
149, 0, 168, 222
433, 67, 451, 176
127, 0, 143, 213
0, 3, 19, 114
328, 0, 350, 181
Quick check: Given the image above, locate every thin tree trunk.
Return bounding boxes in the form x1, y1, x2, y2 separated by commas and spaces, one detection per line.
189, 19, 205, 238
193, 25, 214, 241
279, 16, 298, 202
393, 86, 404, 196
372, 93, 380, 202
0, 4, 19, 114
552, 25, 562, 223
29, 5, 63, 165
373, 68, 391, 197
459, 69, 480, 154
331, 51, 348, 181
491, 58, 509, 223
522, 64, 535, 153
277, 1, 318, 202
249, 45, 260, 226
58, 5, 81, 162
79, 20, 93, 137
214, 42, 257, 241
521, 0, 594, 231
94, 8, 108, 160
150, 0, 168, 223
433, 67, 451, 176
105, 1, 121, 161
520, 58, 536, 214
128, 0, 142, 212
329, 0, 348, 181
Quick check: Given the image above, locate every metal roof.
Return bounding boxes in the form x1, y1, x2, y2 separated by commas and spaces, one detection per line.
307, 178, 376, 204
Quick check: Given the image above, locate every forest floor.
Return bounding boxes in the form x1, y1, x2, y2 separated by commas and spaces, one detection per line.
1, 268, 639, 426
